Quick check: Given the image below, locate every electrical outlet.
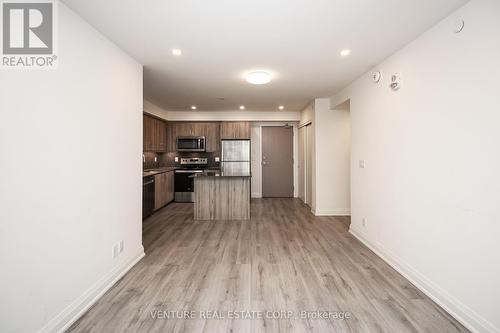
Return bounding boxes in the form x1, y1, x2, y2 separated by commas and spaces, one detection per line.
362, 218, 368, 228
359, 160, 366, 169
215, 157, 220, 162
119, 240, 124, 253
112, 243, 120, 259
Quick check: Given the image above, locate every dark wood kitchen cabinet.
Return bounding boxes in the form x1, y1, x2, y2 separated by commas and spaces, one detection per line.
204, 122, 220, 152
220, 121, 251, 140
155, 119, 167, 152
167, 122, 220, 152
143, 114, 167, 152
154, 171, 174, 210
175, 122, 195, 137
143, 115, 154, 151
166, 122, 176, 152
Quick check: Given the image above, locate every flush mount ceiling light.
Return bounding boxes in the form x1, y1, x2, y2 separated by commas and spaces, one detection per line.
246, 72, 272, 85
191, 106, 197, 110
172, 49, 182, 56
278, 105, 285, 110
239, 105, 245, 110
340, 49, 351, 57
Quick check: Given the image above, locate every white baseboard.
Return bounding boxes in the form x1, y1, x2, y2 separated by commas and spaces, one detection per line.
349, 228, 499, 333
312, 208, 351, 216
38, 248, 145, 333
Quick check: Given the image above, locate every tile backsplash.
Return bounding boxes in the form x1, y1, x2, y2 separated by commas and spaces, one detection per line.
143, 152, 160, 169
143, 151, 221, 170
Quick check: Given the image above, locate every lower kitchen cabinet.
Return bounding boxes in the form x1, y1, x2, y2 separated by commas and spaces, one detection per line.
154, 171, 174, 210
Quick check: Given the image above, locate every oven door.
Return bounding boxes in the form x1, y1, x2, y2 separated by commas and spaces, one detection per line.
174, 170, 202, 202
176, 137, 206, 152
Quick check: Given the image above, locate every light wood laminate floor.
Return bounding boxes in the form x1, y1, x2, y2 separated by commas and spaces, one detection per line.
68, 199, 468, 333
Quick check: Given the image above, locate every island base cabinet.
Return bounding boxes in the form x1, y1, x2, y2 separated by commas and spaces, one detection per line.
194, 177, 250, 220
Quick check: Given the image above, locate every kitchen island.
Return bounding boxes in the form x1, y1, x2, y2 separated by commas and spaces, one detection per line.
192, 171, 251, 220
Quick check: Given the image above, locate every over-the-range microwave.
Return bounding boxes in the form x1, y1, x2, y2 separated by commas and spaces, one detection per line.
176, 136, 206, 152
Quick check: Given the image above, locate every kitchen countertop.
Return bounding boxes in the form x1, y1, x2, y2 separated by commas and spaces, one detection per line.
190, 171, 251, 178
142, 167, 178, 177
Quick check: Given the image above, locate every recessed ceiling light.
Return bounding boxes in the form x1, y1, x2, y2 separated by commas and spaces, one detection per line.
239, 105, 245, 110
278, 105, 285, 110
191, 106, 197, 110
340, 49, 351, 57
246, 72, 272, 85
172, 49, 182, 56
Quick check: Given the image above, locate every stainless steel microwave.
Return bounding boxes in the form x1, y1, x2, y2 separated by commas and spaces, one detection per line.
176, 136, 206, 152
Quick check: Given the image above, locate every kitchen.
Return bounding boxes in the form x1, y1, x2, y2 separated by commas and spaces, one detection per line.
142, 115, 252, 220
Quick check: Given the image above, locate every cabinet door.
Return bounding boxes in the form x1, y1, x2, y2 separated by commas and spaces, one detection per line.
220, 122, 235, 140
166, 122, 176, 152
205, 122, 220, 152
192, 123, 205, 137
221, 122, 250, 140
175, 122, 194, 137
236, 122, 251, 139
143, 115, 154, 151
166, 171, 175, 203
155, 119, 167, 152
154, 173, 167, 210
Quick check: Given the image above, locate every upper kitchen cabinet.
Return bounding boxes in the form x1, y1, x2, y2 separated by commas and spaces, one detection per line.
166, 122, 176, 152
143, 114, 154, 151
155, 119, 167, 152
143, 114, 167, 152
202, 122, 220, 152
175, 122, 195, 137
220, 122, 251, 140
168, 122, 220, 152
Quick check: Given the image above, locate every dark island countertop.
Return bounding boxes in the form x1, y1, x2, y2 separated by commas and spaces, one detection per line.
142, 167, 178, 177
190, 171, 251, 178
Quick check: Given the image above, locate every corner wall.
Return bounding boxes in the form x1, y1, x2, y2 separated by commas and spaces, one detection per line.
299, 99, 351, 216
330, 0, 500, 331
0, 4, 144, 333
313, 99, 351, 216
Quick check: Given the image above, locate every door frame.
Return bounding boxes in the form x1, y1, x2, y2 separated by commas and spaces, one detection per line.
250, 122, 298, 198
298, 121, 312, 206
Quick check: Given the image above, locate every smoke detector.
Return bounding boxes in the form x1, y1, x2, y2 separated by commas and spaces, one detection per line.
390, 73, 401, 91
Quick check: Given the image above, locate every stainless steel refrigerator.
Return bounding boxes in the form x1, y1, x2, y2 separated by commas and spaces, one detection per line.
221, 140, 251, 175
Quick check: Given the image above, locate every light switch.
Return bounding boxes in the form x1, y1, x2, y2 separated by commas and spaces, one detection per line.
174, 157, 179, 162
215, 157, 220, 162
359, 160, 366, 169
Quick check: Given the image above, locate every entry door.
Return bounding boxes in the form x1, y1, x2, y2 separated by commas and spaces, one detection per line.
262, 126, 294, 197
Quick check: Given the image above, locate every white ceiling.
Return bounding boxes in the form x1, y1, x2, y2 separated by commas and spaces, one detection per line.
62, 0, 468, 111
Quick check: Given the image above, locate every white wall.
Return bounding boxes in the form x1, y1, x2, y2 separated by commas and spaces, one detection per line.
250, 123, 299, 198
313, 99, 351, 216
299, 99, 351, 215
0, 4, 144, 333
330, 0, 500, 332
